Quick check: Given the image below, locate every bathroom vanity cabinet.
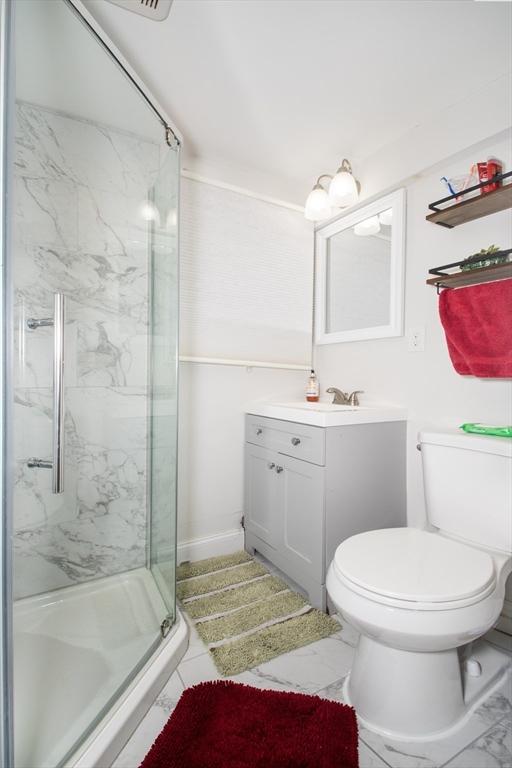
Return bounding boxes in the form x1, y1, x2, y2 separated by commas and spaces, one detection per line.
244, 410, 406, 610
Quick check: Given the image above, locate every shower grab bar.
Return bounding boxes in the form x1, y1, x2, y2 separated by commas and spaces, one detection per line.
26, 293, 65, 494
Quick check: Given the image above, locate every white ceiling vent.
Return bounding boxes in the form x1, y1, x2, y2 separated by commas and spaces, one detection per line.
104, 0, 173, 22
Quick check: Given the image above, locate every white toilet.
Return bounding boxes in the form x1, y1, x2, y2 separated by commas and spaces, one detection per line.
326, 429, 512, 741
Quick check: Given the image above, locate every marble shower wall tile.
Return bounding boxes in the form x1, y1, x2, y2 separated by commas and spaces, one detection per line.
14, 386, 148, 598
12, 100, 164, 599
77, 186, 151, 258
13, 252, 149, 391
15, 101, 160, 196
14, 175, 78, 251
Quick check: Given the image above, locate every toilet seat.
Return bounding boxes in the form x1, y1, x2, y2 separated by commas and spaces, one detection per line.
333, 528, 496, 609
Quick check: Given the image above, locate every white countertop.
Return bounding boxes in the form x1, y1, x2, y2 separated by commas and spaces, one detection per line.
246, 401, 407, 427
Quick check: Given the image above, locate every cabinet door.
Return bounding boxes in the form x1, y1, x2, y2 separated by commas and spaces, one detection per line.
276, 454, 324, 581
244, 444, 279, 548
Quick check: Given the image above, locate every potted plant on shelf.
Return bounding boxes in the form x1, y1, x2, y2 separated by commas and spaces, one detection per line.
460, 245, 510, 272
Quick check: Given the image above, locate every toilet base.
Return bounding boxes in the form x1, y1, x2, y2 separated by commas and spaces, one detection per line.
345, 635, 469, 741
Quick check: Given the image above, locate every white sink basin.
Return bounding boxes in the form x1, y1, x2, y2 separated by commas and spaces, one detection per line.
247, 400, 407, 427
275, 401, 368, 412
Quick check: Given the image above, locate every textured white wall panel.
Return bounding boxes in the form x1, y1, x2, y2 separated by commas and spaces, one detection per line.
180, 178, 313, 364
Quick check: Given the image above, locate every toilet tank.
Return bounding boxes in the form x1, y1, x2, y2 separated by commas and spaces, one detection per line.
420, 430, 512, 553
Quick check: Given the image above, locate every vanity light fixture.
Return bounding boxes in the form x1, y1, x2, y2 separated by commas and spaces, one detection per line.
305, 159, 359, 221
304, 175, 333, 221
329, 159, 359, 208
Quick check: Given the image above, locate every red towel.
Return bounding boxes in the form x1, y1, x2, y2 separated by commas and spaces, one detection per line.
439, 278, 512, 378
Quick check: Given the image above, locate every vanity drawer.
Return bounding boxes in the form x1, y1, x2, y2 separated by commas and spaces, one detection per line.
246, 414, 325, 466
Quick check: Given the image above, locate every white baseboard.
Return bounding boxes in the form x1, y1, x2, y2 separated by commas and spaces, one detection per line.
177, 529, 245, 564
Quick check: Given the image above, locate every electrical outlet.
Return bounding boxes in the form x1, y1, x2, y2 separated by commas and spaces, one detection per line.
408, 326, 425, 352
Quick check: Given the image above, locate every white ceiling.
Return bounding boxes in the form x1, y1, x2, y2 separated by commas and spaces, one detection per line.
84, 0, 512, 204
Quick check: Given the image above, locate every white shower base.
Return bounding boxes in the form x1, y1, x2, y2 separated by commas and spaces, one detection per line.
14, 569, 188, 768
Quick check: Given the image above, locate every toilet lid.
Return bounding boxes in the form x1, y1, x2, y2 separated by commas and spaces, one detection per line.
334, 528, 495, 603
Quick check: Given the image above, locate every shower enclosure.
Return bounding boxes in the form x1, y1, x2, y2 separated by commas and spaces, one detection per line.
0, 1, 185, 766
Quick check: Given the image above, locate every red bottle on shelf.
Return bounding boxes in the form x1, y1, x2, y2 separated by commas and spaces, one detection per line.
477, 159, 503, 195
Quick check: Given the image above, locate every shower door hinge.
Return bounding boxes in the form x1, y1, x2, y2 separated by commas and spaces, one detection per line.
160, 615, 173, 638
165, 124, 180, 149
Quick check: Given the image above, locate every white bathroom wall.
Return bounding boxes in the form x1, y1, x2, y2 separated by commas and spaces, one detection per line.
179, 177, 313, 364
176, 178, 313, 561
177, 363, 306, 561
314, 133, 512, 620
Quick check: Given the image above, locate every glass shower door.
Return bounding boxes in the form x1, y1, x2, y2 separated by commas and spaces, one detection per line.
8, 1, 179, 765
149, 151, 179, 624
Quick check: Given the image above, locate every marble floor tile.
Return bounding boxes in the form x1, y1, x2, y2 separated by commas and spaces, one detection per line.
317, 674, 348, 704
110, 612, 512, 768
239, 629, 355, 694
177, 648, 222, 688
357, 672, 512, 768
444, 721, 512, 768
229, 668, 311, 694
359, 743, 393, 768
152, 670, 187, 716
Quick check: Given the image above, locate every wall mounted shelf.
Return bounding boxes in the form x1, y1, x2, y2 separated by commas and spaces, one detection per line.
426, 172, 512, 228
427, 262, 512, 291
427, 249, 512, 292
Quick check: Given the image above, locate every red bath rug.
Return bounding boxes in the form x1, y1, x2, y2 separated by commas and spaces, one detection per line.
139, 680, 358, 768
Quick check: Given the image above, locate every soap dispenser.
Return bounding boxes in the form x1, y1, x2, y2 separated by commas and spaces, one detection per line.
306, 369, 319, 402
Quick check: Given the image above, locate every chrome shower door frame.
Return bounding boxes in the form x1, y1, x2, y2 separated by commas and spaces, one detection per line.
0, 0, 14, 765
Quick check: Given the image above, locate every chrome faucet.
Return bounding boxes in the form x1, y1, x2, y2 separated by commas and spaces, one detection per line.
326, 388, 364, 406
326, 387, 350, 405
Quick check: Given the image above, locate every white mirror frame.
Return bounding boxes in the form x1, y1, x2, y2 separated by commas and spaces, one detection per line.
314, 188, 406, 344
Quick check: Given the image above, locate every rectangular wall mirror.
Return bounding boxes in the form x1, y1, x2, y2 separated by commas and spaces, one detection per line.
314, 188, 406, 344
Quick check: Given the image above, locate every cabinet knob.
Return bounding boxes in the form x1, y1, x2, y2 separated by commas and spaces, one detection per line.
291, 437, 301, 446
268, 462, 276, 470
276, 466, 284, 473
256, 428, 263, 436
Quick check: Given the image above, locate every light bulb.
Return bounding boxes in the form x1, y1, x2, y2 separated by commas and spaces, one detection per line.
353, 216, 380, 236
166, 208, 178, 229
304, 185, 332, 221
379, 208, 393, 226
138, 200, 160, 225
329, 170, 358, 208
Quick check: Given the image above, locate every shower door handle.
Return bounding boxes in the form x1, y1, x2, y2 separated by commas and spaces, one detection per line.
26, 293, 65, 494
52, 293, 65, 494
